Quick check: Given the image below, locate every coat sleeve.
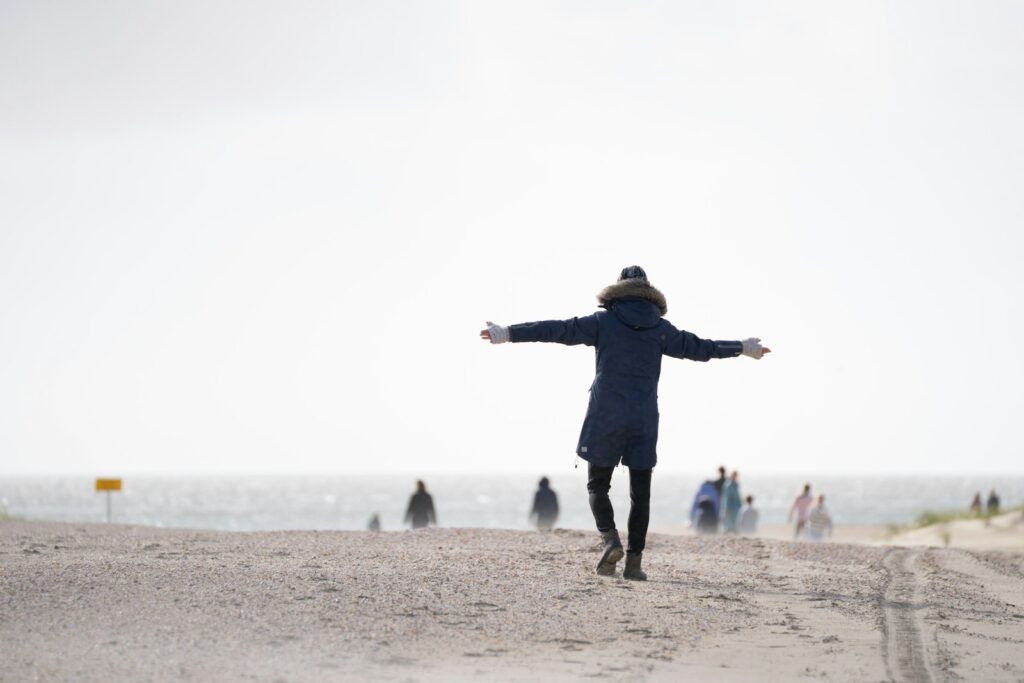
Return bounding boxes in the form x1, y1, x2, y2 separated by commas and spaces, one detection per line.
661, 322, 743, 362
509, 313, 599, 347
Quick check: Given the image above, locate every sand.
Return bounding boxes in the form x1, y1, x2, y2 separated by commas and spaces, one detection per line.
2, 520, 1023, 682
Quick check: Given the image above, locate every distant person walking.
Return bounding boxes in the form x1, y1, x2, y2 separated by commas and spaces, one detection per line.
969, 492, 983, 517
367, 513, 381, 532
987, 490, 1001, 516
481, 266, 770, 580
806, 495, 833, 541
530, 477, 560, 530
721, 471, 743, 533
738, 495, 759, 535
404, 480, 436, 529
789, 484, 813, 539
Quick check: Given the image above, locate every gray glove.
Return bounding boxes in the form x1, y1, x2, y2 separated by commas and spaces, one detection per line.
741, 337, 765, 359
486, 321, 510, 344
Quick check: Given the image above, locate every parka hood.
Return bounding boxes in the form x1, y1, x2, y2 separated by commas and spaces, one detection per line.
597, 279, 668, 315
608, 298, 662, 329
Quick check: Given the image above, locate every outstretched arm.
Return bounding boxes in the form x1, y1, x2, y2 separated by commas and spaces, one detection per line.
480, 314, 599, 347
662, 326, 770, 362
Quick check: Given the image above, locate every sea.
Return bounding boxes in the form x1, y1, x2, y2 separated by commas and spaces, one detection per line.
2, 475, 1021, 532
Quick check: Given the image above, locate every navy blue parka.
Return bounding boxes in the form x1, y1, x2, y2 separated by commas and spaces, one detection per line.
509, 279, 743, 470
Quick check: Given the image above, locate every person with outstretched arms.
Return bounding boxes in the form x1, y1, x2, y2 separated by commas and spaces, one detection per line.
479, 266, 770, 580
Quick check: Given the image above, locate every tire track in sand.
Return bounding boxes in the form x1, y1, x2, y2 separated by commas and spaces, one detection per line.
882, 548, 935, 683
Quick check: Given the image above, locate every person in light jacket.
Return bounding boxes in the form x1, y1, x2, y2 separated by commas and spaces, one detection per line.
738, 495, 759, 535
806, 495, 833, 541
721, 471, 743, 534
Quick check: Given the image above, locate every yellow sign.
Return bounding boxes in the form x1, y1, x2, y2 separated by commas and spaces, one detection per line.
95, 478, 122, 491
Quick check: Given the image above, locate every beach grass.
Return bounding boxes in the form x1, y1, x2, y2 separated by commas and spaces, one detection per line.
885, 504, 1024, 538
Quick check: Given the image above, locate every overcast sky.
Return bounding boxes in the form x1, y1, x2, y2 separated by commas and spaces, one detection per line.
2, 1, 1022, 476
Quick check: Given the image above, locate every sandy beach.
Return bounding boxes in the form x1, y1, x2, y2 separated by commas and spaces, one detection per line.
2, 520, 1023, 682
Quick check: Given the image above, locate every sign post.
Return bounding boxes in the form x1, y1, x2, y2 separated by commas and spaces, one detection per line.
95, 478, 122, 522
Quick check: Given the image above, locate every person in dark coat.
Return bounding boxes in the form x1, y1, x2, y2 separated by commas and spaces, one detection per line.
691, 480, 722, 535
530, 477, 560, 530
712, 466, 727, 496
987, 490, 1000, 516
404, 480, 436, 529
480, 266, 770, 580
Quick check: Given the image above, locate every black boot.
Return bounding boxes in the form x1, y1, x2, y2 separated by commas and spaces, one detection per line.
623, 551, 647, 581
596, 529, 624, 576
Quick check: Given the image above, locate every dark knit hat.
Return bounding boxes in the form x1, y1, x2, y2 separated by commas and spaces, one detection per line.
618, 265, 648, 283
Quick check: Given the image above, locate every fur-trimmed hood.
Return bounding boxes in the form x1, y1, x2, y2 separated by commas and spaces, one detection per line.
597, 279, 668, 316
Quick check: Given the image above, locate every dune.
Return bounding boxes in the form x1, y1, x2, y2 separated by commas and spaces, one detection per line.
2, 520, 1023, 681
886, 510, 1024, 550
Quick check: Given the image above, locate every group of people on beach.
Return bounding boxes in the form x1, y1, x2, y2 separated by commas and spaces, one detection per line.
395, 472, 834, 547
689, 471, 833, 541
377, 477, 562, 531
788, 483, 833, 541
399, 478, 554, 531
689, 467, 758, 535
969, 490, 1001, 517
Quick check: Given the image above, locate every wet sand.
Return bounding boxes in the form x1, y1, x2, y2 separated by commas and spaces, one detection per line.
2, 520, 1023, 682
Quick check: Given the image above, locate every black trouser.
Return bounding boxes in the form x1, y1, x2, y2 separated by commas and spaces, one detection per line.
587, 464, 652, 554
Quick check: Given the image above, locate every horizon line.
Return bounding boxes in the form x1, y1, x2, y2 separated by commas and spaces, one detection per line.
2, 470, 1023, 479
